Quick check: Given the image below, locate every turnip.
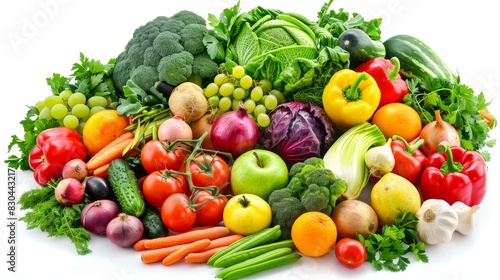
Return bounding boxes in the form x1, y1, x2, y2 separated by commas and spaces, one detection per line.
168, 82, 208, 123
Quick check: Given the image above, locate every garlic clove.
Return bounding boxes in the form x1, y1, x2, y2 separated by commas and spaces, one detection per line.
452, 201, 480, 236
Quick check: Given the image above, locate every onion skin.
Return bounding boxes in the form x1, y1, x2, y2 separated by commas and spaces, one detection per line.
106, 213, 144, 248
158, 114, 193, 143
62, 158, 88, 181
54, 178, 85, 206
210, 104, 260, 159
80, 200, 120, 235
190, 109, 218, 149
419, 110, 460, 156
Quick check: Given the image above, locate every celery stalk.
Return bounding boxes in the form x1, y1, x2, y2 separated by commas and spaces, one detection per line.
323, 122, 386, 199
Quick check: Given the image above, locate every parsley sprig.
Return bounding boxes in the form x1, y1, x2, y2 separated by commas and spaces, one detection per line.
404, 77, 496, 161
357, 212, 428, 272
18, 180, 92, 255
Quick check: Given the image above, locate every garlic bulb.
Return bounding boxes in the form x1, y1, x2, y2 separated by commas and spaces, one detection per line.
415, 199, 458, 245
451, 201, 480, 236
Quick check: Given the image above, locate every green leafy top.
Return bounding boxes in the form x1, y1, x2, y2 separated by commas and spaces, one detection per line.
46, 52, 117, 101
18, 181, 91, 255
357, 212, 428, 272
404, 77, 496, 161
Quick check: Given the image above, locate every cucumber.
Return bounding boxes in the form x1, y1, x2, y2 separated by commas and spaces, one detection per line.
338, 28, 386, 68
383, 34, 456, 82
140, 205, 168, 239
108, 159, 145, 217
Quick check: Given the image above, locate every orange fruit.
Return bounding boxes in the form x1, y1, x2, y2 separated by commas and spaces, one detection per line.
82, 109, 130, 156
291, 211, 337, 257
370, 103, 422, 142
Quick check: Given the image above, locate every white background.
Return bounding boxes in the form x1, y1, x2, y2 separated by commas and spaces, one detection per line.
1, 0, 499, 279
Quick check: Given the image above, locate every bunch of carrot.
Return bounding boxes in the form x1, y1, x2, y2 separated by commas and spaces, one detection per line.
86, 131, 136, 177
134, 226, 244, 265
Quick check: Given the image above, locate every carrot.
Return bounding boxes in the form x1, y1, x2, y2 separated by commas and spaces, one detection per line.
140, 244, 185, 264
202, 234, 244, 251
162, 239, 211, 266
143, 226, 230, 250
134, 239, 149, 251
91, 163, 110, 177
86, 134, 134, 170
184, 246, 228, 263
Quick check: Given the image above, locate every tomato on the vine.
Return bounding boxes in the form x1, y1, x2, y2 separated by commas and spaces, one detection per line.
193, 190, 228, 226
189, 153, 230, 191
142, 170, 188, 208
334, 238, 367, 269
140, 140, 185, 174
160, 193, 196, 232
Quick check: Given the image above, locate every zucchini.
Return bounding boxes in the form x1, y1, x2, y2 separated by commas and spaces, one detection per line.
338, 28, 386, 68
108, 159, 145, 217
140, 205, 168, 239
383, 34, 456, 82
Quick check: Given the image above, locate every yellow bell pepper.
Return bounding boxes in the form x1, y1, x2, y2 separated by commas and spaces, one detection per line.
322, 69, 381, 132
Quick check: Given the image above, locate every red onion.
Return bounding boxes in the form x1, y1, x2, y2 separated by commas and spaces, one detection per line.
80, 199, 120, 235
419, 110, 460, 156
106, 213, 144, 248
210, 103, 260, 159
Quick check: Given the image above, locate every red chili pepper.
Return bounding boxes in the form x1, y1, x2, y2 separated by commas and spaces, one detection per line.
354, 57, 408, 109
390, 135, 426, 184
420, 141, 487, 206
28, 127, 88, 186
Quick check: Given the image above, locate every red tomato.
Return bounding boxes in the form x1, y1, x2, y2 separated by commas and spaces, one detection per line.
140, 140, 185, 173
189, 154, 230, 191
161, 193, 196, 232
335, 238, 367, 269
193, 190, 228, 226
142, 171, 188, 208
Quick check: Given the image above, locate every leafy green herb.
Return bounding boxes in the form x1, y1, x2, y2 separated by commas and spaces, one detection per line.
5, 107, 58, 170
357, 212, 428, 272
18, 181, 91, 255
404, 77, 496, 161
46, 52, 117, 101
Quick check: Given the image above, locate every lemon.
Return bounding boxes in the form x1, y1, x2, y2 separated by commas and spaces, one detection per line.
370, 173, 421, 227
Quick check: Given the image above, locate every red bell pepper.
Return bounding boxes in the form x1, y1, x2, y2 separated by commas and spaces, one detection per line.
420, 141, 487, 206
390, 135, 426, 184
354, 57, 408, 109
28, 127, 88, 186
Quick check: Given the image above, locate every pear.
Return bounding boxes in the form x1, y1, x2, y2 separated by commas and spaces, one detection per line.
371, 173, 421, 227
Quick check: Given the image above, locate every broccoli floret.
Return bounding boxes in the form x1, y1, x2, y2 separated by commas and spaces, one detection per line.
288, 162, 306, 179
268, 188, 306, 240
153, 31, 183, 57
287, 177, 306, 198
180, 24, 208, 55
170, 10, 206, 26
300, 184, 332, 215
303, 157, 325, 168
157, 51, 194, 86
304, 168, 348, 208
328, 178, 348, 208
113, 59, 135, 91
130, 65, 158, 91
191, 53, 219, 87
304, 168, 337, 187
112, 11, 219, 94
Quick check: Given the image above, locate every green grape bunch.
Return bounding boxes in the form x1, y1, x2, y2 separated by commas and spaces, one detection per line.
203, 65, 285, 128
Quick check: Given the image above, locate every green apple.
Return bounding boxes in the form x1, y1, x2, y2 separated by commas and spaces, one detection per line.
230, 149, 289, 201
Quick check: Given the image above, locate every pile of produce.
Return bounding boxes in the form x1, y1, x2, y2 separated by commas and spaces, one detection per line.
6, 0, 497, 278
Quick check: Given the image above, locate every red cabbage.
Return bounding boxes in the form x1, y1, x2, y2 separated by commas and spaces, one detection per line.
260, 101, 337, 167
